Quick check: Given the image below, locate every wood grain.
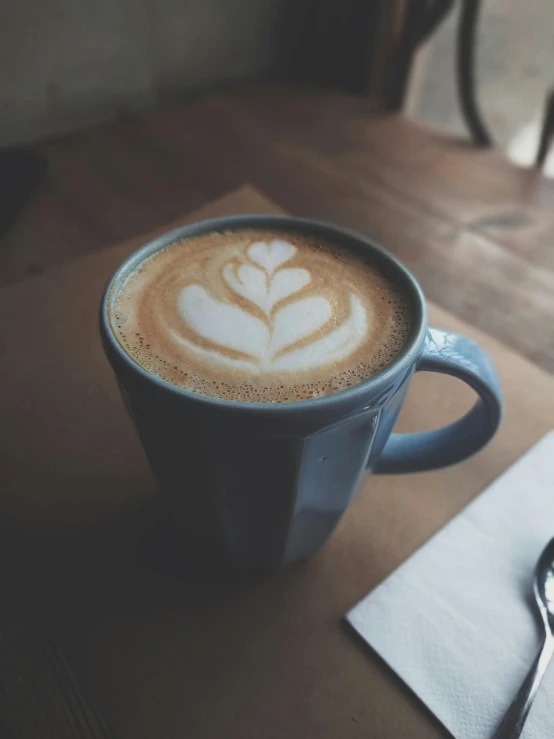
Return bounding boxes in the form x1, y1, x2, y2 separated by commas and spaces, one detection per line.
1, 84, 553, 371
0, 609, 114, 739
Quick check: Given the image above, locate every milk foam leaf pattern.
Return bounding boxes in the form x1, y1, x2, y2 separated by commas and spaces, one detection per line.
176, 240, 368, 371
110, 227, 414, 401
177, 284, 268, 360
270, 297, 331, 356
222, 263, 310, 315
266, 268, 310, 313
222, 263, 267, 311
270, 295, 368, 372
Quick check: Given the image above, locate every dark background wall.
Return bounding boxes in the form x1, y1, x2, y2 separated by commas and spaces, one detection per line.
0, 0, 284, 145
1, 0, 382, 146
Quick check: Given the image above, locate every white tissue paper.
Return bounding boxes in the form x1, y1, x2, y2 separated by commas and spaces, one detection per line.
347, 432, 554, 738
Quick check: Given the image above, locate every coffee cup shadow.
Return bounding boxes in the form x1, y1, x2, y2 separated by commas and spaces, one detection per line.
3, 478, 277, 631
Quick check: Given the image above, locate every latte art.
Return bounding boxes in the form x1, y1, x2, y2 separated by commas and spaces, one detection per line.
174, 240, 368, 372
112, 229, 412, 403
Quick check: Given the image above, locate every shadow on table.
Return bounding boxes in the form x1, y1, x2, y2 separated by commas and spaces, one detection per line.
0, 479, 294, 644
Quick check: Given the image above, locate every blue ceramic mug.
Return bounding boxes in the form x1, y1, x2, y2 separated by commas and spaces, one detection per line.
100, 216, 502, 572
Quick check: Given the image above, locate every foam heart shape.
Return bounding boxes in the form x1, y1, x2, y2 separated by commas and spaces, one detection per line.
223, 263, 267, 310
271, 294, 368, 371
247, 240, 296, 274
267, 268, 310, 311
177, 284, 268, 360
223, 263, 310, 314
270, 296, 331, 356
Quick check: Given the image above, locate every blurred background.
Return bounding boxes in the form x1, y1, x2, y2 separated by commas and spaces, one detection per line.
406, 0, 554, 175
1, 0, 287, 145
3, 0, 553, 172
1, 0, 553, 368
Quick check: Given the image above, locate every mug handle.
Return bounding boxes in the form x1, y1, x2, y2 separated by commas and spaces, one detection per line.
374, 328, 502, 474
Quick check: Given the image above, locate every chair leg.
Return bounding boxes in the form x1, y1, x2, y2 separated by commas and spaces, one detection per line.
535, 87, 554, 169
457, 0, 492, 147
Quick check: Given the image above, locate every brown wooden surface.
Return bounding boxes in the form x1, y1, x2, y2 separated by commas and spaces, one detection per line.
2, 188, 554, 739
2, 84, 553, 371
0, 609, 114, 739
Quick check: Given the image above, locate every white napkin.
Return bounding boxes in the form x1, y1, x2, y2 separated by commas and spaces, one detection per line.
347, 431, 554, 739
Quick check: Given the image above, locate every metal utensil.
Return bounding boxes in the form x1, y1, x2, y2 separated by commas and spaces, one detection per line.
493, 537, 554, 738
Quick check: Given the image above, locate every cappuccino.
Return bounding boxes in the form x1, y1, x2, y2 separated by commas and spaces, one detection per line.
111, 229, 412, 403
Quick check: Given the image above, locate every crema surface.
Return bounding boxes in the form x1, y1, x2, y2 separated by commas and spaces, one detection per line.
111, 229, 412, 402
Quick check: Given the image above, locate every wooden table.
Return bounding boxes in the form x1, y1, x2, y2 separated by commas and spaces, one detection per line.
1, 187, 554, 739
2, 84, 554, 371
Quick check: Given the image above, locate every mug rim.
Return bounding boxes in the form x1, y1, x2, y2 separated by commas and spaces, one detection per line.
100, 215, 428, 413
